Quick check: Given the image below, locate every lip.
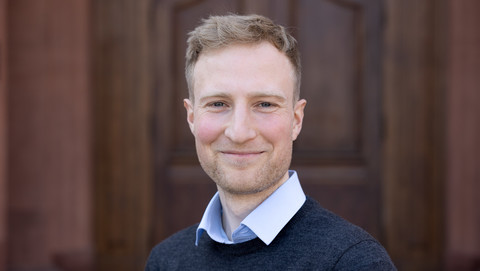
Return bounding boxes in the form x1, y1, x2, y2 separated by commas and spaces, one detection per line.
219, 151, 265, 161
220, 150, 264, 155
218, 150, 265, 167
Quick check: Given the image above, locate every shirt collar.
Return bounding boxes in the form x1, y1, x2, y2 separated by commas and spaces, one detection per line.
196, 170, 306, 246
195, 191, 227, 245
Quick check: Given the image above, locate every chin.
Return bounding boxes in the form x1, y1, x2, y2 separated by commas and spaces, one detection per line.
217, 183, 268, 195
214, 171, 280, 196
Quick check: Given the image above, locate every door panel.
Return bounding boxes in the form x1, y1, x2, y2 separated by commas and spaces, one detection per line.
296, 0, 362, 153
153, 0, 382, 241
292, 0, 382, 236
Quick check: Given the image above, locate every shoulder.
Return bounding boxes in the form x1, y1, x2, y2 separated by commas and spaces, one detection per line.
145, 224, 198, 270
334, 239, 397, 270
149, 224, 197, 255
292, 197, 373, 244
281, 197, 396, 270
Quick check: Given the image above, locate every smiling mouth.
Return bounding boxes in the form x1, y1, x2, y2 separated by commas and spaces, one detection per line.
219, 151, 264, 167
219, 151, 265, 162
221, 151, 264, 156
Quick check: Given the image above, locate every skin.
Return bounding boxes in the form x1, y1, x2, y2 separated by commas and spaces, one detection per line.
184, 42, 306, 240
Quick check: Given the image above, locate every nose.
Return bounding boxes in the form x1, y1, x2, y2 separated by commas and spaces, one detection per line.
224, 106, 257, 143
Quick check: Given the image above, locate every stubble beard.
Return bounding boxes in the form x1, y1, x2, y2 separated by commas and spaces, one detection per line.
198, 145, 293, 196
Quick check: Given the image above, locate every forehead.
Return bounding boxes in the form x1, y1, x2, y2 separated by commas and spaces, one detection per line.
192, 42, 295, 100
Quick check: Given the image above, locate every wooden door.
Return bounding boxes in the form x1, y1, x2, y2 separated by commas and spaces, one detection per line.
0, 0, 6, 268
152, 0, 383, 243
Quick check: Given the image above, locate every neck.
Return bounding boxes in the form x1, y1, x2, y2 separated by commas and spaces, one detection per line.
218, 172, 289, 241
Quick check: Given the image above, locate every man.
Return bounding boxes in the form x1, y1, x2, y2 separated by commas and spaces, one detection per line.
146, 14, 396, 270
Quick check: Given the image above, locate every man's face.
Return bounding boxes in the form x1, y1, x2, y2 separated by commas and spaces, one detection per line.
184, 42, 306, 195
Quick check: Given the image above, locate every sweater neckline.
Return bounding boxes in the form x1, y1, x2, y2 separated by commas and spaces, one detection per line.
209, 237, 266, 256
197, 197, 315, 257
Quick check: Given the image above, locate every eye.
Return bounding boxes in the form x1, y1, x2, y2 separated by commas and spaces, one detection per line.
210, 101, 226, 107
205, 101, 229, 112
255, 101, 278, 112
258, 102, 272, 108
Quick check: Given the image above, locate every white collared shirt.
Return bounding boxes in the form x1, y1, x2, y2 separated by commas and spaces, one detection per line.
196, 170, 306, 246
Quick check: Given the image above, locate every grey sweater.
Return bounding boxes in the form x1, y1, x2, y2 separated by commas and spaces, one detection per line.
145, 197, 396, 270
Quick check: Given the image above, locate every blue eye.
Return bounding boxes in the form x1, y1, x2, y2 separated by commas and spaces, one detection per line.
259, 102, 272, 107
211, 102, 225, 107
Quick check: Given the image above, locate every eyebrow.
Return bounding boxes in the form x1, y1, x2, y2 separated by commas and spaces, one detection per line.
198, 92, 230, 104
197, 91, 287, 104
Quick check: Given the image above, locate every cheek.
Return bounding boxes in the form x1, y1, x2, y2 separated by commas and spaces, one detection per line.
194, 116, 224, 143
258, 115, 293, 143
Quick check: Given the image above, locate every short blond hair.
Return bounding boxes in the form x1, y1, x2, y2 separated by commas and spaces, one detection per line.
186, 14, 301, 100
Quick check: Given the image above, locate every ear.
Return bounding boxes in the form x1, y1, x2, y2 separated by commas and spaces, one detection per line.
292, 99, 306, 141
184, 98, 195, 134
